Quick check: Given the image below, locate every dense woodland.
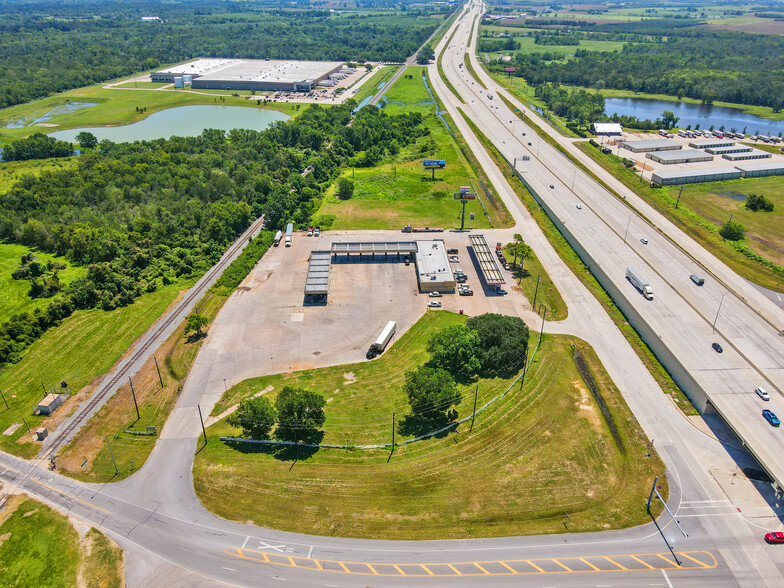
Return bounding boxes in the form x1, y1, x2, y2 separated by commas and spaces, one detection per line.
0, 0, 451, 108
0, 102, 427, 368
488, 21, 784, 111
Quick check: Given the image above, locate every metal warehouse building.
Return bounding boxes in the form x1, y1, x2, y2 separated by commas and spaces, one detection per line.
722, 149, 772, 161
706, 145, 751, 155
415, 241, 455, 293
735, 162, 784, 178
688, 139, 735, 149
152, 58, 345, 92
651, 167, 742, 186
621, 139, 681, 153
646, 149, 713, 164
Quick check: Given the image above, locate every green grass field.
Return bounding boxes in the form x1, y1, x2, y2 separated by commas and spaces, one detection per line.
353, 66, 400, 105
315, 68, 510, 230
0, 157, 76, 192
0, 496, 123, 588
0, 243, 87, 323
195, 312, 665, 540
0, 282, 182, 457
502, 242, 568, 321
113, 81, 170, 89
0, 83, 296, 140
577, 141, 784, 291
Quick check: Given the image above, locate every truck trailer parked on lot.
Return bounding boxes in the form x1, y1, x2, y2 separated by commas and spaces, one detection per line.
367, 321, 396, 359
626, 268, 653, 300
273, 230, 283, 246
285, 223, 293, 247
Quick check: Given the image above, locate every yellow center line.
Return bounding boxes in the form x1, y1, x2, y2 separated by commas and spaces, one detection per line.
526, 560, 546, 573
603, 557, 628, 571
31, 478, 112, 514
580, 557, 600, 571
338, 562, 350, 573
314, 559, 323, 571
629, 555, 656, 570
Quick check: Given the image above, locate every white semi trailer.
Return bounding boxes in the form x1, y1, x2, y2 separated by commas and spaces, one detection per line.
367, 321, 396, 359
285, 223, 293, 247
273, 230, 283, 246
626, 268, 653, 300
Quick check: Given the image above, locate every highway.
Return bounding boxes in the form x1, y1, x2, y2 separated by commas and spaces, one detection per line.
0, 3, 782, 586
436, 2, 784, 495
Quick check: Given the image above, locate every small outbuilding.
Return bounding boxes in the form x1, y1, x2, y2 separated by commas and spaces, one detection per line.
37, 393, 67, 416
591, 122, 623, 136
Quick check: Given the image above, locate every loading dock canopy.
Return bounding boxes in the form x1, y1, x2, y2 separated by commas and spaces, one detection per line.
305, 251, 332, 295
468, 234, 505, 286
331, 242, 417, 255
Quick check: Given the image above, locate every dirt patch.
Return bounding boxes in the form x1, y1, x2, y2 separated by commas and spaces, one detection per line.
22, 508, 38, 518
0, 532, 10, 546
343, 372, 357, 384
705, 21, 784, 35
573, 346, 624, 454
573, 379, 601, 430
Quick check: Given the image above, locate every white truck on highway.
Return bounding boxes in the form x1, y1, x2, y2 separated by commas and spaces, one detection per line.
626, 268, 653, 300
273, 230, 283, 246
367, 321, 396, 359
285, 223, 293, 247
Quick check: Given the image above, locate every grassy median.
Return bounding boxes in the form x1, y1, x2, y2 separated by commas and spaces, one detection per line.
194, 312, 665, 540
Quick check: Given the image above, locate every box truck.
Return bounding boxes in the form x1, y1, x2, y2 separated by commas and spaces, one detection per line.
626, 268, 653, 300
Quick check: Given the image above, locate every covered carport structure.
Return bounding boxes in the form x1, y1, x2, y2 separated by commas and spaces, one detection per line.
330, 242, 418, 259
304, 251, 331, 304
468, 234, 505, 289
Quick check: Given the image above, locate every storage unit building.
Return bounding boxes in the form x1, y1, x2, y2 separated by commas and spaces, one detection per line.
651, 167, 742, 186
646, 149, 714, 164
735, 162, 784, 178
621, 139, 681, 153
688, 139, 735, 149
722, 149, 772, 161
705, 145, 752, 155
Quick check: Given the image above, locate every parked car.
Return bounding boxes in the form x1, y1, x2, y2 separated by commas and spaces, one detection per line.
763, 409, 781, 427
765, 532, 784, 544
307, 226, 314, 236
429, 291, 442, 298
447, 248, 459, 255
314, 226, 321, 237
459, 289, 474, 296
712, 342, 723, 353
428, 300, 442, 308
755, 386, 771, 401
449, 256, 460, 263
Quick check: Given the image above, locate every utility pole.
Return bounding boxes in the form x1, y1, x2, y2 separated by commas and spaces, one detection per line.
105, 435, 119, 476
531, 275, 540, 311
519, 349, 529, 391
392, 411, 395, 449
539, 308, 547, 347
0, 390, 8, 410
571, 168, 577, 192
469, 384, 478, 433
154, 356, 164, 388
675, 184, 684, 209
623, 214, 632, 243
197, 405, 207, 444
647, 476, 658, 511
22, 418, 31, 436
41, 382, 47, 396
128, 377, 140, 421
712, 292, 727, 333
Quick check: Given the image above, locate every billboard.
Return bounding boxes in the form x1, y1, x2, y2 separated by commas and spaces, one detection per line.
423, 159, 446, 168
454, 192, 476, 200
504, 67, 516, 73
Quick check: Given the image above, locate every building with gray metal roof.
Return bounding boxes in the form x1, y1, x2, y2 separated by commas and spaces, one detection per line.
705, 145, 752, 155
722, 149, 772, 161
621, 139, 681, 153
468, 234, 505, 286
646, 149, 713, 164
415, 240, 455, 293
331, 242, 418, 256
651, 167, 741, 186
688, 139, 734, 149
304, 251, 332, 302
735, 162, 784, 178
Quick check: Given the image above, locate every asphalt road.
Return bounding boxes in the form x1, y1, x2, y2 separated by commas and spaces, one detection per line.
1, 3, 783, 586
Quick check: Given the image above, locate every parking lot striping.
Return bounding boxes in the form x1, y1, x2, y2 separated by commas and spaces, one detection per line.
30, 478, 112, 514
225, 547, 718, 577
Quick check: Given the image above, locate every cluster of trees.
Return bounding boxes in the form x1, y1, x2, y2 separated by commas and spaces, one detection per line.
534, 32, 580, 46
12, 253, 66, 299
533, 84, 605, 130
500, 26, 784, 110
402, 314, 530, 425
2, 134, 73, 161
477, 37, 519, 53
0, 0, 449, 108
745, 194, 775, 213
719, 220, 746, 242
228, 386, 326, 443
0, 102, 427, 369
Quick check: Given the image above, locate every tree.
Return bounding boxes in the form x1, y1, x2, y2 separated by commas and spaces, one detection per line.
186, 312, 209, 338
336, 177, 354, 200
427, 324, 481, 380
227, 397, 276, 439
417, 46, 435, 65
719, 219, 746, 241
745, 194, 774, 212
466, 314, 529, 376
75, 131, 98, 150
660, 110, 679, 129
403, 366, 461, 418
274, 386, 326, 442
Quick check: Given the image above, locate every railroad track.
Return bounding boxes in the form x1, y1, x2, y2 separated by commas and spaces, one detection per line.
0, 215, 265, 503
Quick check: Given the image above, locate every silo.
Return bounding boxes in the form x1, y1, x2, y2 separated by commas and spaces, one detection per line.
174, 76, 184, 88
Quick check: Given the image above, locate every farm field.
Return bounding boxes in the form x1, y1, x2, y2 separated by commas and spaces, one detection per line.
195, 312, 665, 540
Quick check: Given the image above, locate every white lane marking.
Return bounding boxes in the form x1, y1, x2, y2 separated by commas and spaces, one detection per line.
256, 540, 287, 552
307, 545, 314, 559
222, 567, 236, 572
241, 536, 250, 549
662, 569, 674, 588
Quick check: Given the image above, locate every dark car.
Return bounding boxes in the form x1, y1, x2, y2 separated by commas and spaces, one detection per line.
459, 289, 474, 296
712, 342, 723, 353
366, 349, 377, 360
765, 532, 784, 544
447, 248, 459, 255
763, 409, 781, 427
550, 184, 554, 189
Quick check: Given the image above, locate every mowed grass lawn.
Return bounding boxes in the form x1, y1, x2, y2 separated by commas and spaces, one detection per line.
0, 495, 123, 588
316, 68, 509, 230
195, 313, 665, 540
0, 243, 86, 323
0, 157, 76, 192
0, 283, 181, 457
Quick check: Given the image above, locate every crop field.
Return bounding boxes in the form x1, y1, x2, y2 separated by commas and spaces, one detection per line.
0, 283, 181, 457
0, 243, 86, 323
195, 312, 665, 540
315, 68, 510, 230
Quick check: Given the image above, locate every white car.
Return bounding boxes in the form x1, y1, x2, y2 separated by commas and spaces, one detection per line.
449, 256, 460, 263
640, 237, 649, 245
429, 292, 442, 298
428, 301, 442, 308
576, 203, 582, 209
756, 387, 771, 401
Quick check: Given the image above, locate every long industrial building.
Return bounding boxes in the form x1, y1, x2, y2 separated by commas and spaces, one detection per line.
152, 58, 345, 92
621, 139, 681, 153
651, 167, 742, 186
735, 162, 784, 178
646, 149, 713, 164
722, 149, 772, 161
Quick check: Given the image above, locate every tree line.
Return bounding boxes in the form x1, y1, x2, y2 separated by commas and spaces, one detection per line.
0, 101, 427, 369
0, 0, 450, 109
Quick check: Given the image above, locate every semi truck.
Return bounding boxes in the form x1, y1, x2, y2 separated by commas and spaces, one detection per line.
626, 268, 653, 300
285, 223, 293, 247
402, 225, 444, 233
367, 321, 396, 359
273, 230, 283, 246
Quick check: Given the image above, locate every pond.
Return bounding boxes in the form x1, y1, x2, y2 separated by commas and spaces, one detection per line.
604, 97, 784, 136
47, 105, 289, 143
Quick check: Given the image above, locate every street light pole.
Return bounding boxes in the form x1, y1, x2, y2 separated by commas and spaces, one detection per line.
712, 292, 727, 333
623, 214, 632, 243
